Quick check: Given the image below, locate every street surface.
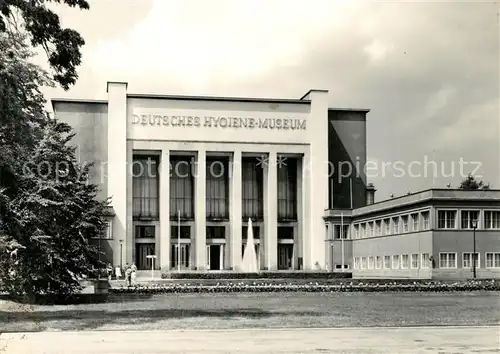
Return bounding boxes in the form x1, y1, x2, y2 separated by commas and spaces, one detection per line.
1, 326, 499, 353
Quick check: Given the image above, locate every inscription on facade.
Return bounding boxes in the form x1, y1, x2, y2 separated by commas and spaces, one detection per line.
132, 114, 307, 130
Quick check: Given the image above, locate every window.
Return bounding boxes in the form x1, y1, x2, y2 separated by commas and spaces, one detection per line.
486, 253, 500, 268
401, 215, 409, 232
439, 253, 457, 268
353, 225, 359, 239
375, 256, 382, 269
367, 222, 373, 237
411, 254, 419, 269
401, 254, 409, 269
461, 210, 479, 229
354, 257, 360, 269
206, 158, 229, 219
135, 225, 155, 239
170, 225, 191, 239
392, 217, 400, 234
437, 210, 457, 229
361, 257, 367, 269
170, 156, 194, 219
384, 255, 391, 269
421, 211, 430, 230
361, 224, 366, 238
375, 220, 382, 236
334, 225, 350, 239
484, 211, 500, 229
421, 253, 430, 269
368, 256, 374, 269
463, 253, 479, 268
383, 219, 391, 235
93, 221, 112, 239
242, 158, 264, 220
392, 255, 400, 269
277, 157, 297, 220
411, 213, 419, 232
133, 156, 159, 219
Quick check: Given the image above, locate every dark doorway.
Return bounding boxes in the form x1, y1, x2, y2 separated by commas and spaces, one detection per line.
209, 245, 221, 270
136, 243, 155, 270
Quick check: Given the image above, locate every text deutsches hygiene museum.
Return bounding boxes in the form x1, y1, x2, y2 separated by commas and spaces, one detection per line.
132, 114, 307, 130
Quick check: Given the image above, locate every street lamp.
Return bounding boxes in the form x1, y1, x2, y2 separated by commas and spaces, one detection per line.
472, 219, 478, 279
119, 239, 123, 270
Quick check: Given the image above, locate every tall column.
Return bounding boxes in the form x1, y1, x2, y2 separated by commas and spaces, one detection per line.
195, 150, 206, 270
106, 82, 129, 264
301, 151, 312, 269
159, 150, 170, 272
264, 151, 278, 270
230, 150, 242, 270
295, 156, 303, 270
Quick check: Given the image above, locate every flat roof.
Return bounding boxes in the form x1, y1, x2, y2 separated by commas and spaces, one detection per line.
328, 107, 370, 113
126, 93, 311, 104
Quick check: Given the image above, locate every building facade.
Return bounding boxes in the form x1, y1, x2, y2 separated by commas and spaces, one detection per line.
52, 82, 370, 273
325, 189, 500, 279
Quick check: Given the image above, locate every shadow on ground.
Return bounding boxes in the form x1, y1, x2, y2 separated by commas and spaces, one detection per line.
0, 308, 321, 331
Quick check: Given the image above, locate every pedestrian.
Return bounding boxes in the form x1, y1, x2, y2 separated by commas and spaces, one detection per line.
131, 262, 137, 285
125, 263, 132, 287
106, 263, 113, 281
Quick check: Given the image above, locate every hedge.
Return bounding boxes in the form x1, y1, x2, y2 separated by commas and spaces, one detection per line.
112, 279, 500, 294
161, 272, 352, 280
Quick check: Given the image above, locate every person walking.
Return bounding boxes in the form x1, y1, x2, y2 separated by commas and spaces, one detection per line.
124, 263, 132, 287
131, 262, 137, 285
106, 263, 113, 281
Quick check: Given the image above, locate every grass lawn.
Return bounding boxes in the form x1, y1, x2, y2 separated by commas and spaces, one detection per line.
1, 291, 499, 332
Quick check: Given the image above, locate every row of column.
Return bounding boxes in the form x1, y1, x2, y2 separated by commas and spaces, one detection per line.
159, 150, 279, 271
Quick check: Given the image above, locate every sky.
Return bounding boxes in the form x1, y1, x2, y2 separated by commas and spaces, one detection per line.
39, 0, 499, 201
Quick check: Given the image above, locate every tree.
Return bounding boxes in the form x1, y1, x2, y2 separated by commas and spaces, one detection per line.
0, 32, 108, 297
458, 174, 491, 190
0, 0, 89, 90
1, 121, 109, 297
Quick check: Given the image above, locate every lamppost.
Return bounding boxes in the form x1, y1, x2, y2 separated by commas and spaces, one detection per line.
119, 239, 123, 269
472, 219, 478, 279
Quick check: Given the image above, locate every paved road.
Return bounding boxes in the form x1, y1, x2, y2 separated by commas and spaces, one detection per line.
1, 326, 499, 353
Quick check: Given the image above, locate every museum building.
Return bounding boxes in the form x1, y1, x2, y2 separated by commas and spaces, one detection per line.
52, 82, 371, 273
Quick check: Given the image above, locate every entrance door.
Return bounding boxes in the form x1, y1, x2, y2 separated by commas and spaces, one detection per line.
207, 244, 223, 270
278, 244, 293, 270
136, 243, 155, 270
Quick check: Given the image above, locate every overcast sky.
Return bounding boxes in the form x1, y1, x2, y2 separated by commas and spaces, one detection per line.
41, 0, 499, 201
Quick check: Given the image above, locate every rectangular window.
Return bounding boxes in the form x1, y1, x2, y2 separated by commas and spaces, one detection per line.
421, 211, 430, 230
411, 254, 419, 269
383, 219, 391, 235
361, 257, 367, 269
384, 255, 391, 269
367, 222, 373, 237
170, 156, 194, 219
461, 210, 479, 229
375, 220, 382, 236
392, 255, 400, 269
485, 253, 500, 268
411, 213, 419, 232
170, 225, 191, 239
392, 217, 400, 234
401, 254, 409, 269
368, 256, 374, 269
437, 210, 457, 229
334, 225, 350, 239
277, 157, 298, 220
353, 257, 360, 269
401, 215, 409, 233
421, 253, 430, 269
132, 156, 159, 219
375, 256, 382, 269
463, 253, 480, 268
242, 158, 264, 220
206, 158, 229, 219
93, 221, 112, 239
361, 223, 366, 238
439, 252, 457, 269
484, 211, 500, 229
353, 225, 359, 239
